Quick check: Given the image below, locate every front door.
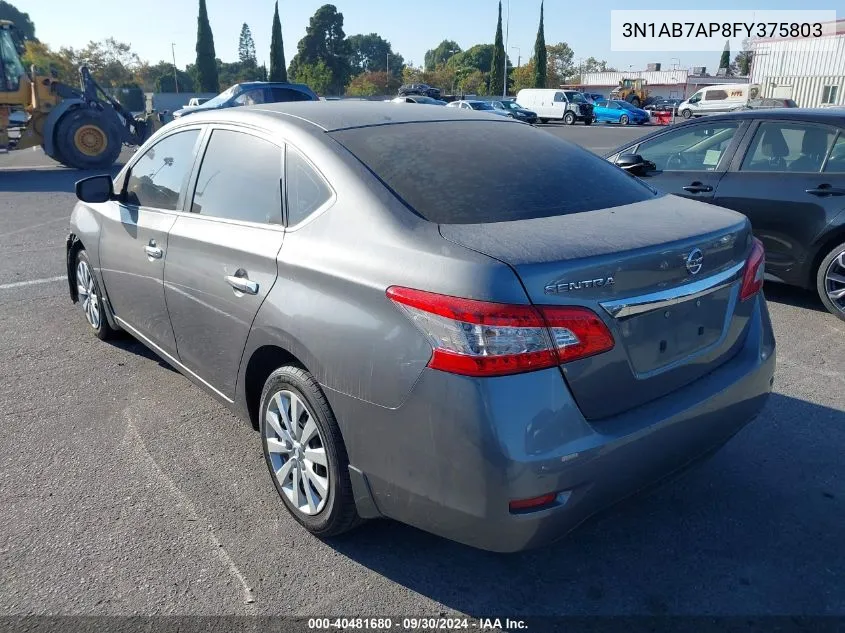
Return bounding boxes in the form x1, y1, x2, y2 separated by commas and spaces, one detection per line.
713, 120, 845, 286
164, 126, 285, 398
98, 127, 204, 358
622, 118, 750, 202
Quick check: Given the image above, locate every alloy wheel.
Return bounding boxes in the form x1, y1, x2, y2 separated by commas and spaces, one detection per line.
264, 390, 330, 515
824, 251, 845, 314
76, 260, 101, 330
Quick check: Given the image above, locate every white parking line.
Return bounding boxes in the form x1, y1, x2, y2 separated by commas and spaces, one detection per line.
0, 275, 65, 290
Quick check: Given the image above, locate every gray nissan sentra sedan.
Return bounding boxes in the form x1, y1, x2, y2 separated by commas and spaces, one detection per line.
66, 102, 776, 552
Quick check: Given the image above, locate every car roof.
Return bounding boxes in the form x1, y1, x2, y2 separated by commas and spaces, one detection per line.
235, 81, 312, 90
181, 100, 513, 132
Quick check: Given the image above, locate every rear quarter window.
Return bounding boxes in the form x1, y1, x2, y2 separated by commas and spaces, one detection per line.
330, 120, 656, 224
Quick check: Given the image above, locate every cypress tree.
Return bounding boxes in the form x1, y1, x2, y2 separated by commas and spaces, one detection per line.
489, 1, 505, 95
719, 41, 732, 76
195, 0, 219, 92
532, 1, 546, 88
269, 1, 288, 82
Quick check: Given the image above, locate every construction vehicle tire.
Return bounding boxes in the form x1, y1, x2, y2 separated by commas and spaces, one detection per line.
53, 108, 122, 170
627, 94, 641, 108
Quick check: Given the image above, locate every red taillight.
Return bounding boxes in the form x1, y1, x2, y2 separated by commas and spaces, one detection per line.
740, 238, 765, 301
509, 493, 558, 512
386, 286, 615, 377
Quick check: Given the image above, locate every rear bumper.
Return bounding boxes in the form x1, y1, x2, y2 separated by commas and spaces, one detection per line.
326, 295, 776, 553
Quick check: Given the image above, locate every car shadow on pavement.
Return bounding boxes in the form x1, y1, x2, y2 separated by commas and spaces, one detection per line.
0, 166, 125, 194
763, 284, 828, 314
108, 336, 179, 374
325, 392, 843, 616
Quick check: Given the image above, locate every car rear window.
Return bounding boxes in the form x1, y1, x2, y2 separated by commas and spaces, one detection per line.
329, 121, 656, 224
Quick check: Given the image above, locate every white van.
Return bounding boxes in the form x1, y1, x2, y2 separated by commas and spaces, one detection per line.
515, 88, 594, 125
678, 84, 761, 119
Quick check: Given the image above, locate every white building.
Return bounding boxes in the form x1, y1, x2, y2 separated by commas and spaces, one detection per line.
578, 69, 748, 101
750, 20, 845, 108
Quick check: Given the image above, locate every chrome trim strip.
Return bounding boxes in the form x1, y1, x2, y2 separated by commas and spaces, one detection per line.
600, 261, 745, 319
114, 317, 234, 403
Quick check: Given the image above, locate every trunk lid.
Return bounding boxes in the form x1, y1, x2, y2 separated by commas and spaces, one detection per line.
439, 194, 754, 420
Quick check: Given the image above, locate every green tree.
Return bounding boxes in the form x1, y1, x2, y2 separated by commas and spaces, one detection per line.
546, 42, 573, 87
269, 1, 287, 82
287, 4, 351, 95
0, 1, 36, 42
489, 1, 505, 95
61, 39, 142, 89
195, 0, 219, 92
346, 70, 399, 96
348, 33, 403, 77
447, 44, 495, 74
155, 68, 195, 93
733, 39, 752, 75
238, 23, 256, 66
21, 41, 75, 83
423, 40, 461, 71
291, 59, 333, 95
718, 41, 732, 76
532, 1, 546, 88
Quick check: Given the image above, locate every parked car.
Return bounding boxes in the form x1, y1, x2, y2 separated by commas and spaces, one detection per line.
491, 99, 538, 123
592, 99, 650, 125
605, 108, 845, 320
644, 98, 682, 115
187, 97, 210, 107
398, 83, 441, 100
391, 95, 447, 105
67, 102, 775, 552
742, 98, 799, 110
446, 99, 510, 117
515, 88, 594, 125
678, 83, 762, 119
172, 82, 318, 118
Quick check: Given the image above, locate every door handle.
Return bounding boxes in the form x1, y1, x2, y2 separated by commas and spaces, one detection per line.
682, 182, 713, 193
806, 185, 845, 197
225, 274, 259, 295
144, 245, 163, 259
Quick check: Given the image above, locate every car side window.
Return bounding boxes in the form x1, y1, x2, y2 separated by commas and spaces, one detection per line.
269, 87, 312, 102
285, 146, 333, 226
823, 134, 845, 173
190, 129, 283, 224
125, 129, 202, 210
740, 122, 837, 173
704, 90, 727, 101
634, 122, 740, 172
233, 88, 265, 106
596, 100, 607, 107
554, 92, 564, 103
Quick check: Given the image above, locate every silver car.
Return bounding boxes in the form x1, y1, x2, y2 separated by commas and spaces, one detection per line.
67, 102, 776, 552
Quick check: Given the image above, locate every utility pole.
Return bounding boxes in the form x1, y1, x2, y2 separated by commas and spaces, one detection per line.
386, 52, 390, 92
502, 0, 510, 98
171, 43, 179, 93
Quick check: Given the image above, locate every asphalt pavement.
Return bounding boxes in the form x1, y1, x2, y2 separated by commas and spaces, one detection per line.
0, 124, 843, 624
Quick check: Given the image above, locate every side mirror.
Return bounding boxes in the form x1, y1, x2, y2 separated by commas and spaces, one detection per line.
615, 153, 648, 174
75, 175, 114, 203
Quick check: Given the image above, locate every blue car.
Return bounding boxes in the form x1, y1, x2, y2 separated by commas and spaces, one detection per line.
173, 82, 318, 119
592, 99, 650, 125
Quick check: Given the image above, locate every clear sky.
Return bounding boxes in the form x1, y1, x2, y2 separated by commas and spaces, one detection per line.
23, 0, 840, 75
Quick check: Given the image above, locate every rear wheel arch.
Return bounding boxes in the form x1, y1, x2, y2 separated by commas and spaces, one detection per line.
243, 345, 308, 429
809, 226, 845, 288
67, 234, 85, 302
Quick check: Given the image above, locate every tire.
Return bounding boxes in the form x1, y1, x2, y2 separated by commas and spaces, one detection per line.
54, 108, 122, 170
816, 242, 845, 321
627, 95, 641, 108
563, 111, 576, 125
259, 366, 361, 537
619, 114, 629, 126
74, 250, 118, 341
584, 117, 593, 126
681, 108, 693, 119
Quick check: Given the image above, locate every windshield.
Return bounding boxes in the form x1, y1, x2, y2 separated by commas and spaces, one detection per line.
618, 101, 640, 111
200, 86, 238, 108
564, 91, 587, 103
469, 102, 494, 110
0, 29, 26, 89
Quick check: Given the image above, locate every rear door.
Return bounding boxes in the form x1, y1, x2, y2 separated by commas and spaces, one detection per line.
713, 119, 845, 285
617, 118, 751, 202
98, 126, 204, 358
163, 126, 285, 399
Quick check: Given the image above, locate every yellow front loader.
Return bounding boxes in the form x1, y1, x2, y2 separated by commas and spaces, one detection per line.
0, 20, 163, 169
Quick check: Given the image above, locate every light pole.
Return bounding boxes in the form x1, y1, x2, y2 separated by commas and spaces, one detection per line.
502, 0, 510, 97
511, 46, 521, 68
171, 43, 179, 93
386, 52, 390, 92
